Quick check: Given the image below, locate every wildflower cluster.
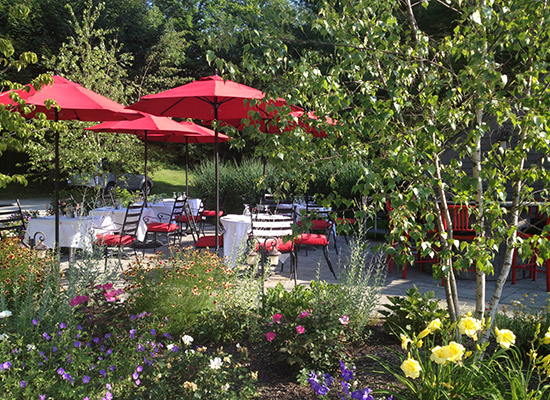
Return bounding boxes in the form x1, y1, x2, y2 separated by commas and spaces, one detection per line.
0, 237, 56, 304
123, 247, 233, 335
308, 360, 392, 399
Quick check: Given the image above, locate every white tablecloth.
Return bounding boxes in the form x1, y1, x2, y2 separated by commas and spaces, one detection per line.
89, 207, 154, 242
26, 216, 93, 250
221, 214, 252, 268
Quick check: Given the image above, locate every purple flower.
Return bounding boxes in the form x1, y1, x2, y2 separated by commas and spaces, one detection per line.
57, 367, 65, 375
83, 375, 90, 384
136, 365, 143, 373
307, 373, 330, 396
109, 365, 115, 371
59, 322, 67, 329
32, 319, 39, 325
129, 329, 136, 339
339, 360, 354, 382
100, 369, 107, 377
351, 387, 374, 400
74, 341, 82, 348
63, 372, 74, 384
52, 346, 58, 352
42, 332, 51, 341
135, 379, 141, 386
137, 344, 145, 352
20, 380, 26, 388
40, 395, 46, 400
132, 372, 139, 380
104, 333, 111, 339
130, 315, 136, 320
77, 325, 82, 331
150, 329, 156, 335
93, 337, 100, 344
105, 348, 113, 356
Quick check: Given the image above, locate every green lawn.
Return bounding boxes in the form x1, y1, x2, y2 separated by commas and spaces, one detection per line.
150, 168, 197, 197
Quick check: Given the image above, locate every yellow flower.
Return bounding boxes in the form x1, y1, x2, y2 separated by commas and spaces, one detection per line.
542, 327, 550, 345
430, 341, 465, 365
418, 328, 431, 339
428, 318, 442, 332
183, 381, 198, 391
495, 327, 516, 349
458, 316, 482, 341
400, 357, 422, 379
417, 339, 423, 348
400, 333, 411, 350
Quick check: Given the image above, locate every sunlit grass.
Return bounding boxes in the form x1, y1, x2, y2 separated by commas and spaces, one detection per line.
150, 167, 198, 197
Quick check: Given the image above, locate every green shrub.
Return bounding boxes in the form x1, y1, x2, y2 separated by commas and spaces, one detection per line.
192, 158, 269, 214
379, 286, 448, 338
123, 247, 234, 337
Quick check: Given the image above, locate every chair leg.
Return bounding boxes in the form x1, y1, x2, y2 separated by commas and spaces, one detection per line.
511, 248, 518, 285
291, 251, 297, 284
323, 245, 337, 280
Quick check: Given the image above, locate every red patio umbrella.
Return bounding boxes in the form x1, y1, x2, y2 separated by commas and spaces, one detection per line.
128, 74, 265, 252
0, 74, 140, 250
143, 121, 230, 196
87, 115, 227, 198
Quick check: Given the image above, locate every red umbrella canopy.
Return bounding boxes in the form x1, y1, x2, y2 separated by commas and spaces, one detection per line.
143, 121, 230, 144
127, 74, 265, 121
0, 75, 139, 121
86, 113, 205, 137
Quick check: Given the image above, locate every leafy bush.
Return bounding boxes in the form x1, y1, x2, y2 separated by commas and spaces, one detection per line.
123, 247, 234, 336
379, 286, 448, 338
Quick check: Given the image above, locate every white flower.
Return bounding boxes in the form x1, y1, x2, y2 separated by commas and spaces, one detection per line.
181, 335, 194, 346
0, 333, 8, 341
221, 383, 230, 391
27, 344, 36, 351
209, 357, 223, 370
185, 349, 196, 355
167, 344, 175, 351
0, 310, 12, 319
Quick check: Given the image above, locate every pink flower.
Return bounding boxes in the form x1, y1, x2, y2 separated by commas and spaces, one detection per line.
104, 289, 123, 302
272, 313, 283, 324
70, 295, 89, 307
265, 332, 276, 342
339, 315, 350, 325
298, 311, 309, 319
296, 325, 305, 334
102, 283, 114, 290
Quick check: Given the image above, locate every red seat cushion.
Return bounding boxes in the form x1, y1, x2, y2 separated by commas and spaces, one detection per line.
176, 215, 201, 223
298, 219, 329, 230
335, 217, 356, 225
295, 233, 328, 246
201, 210, 224, 218
195, 235, 224, 248
255, 238, 294, 253
146, 222, 179, 232
95, 234, 136, 246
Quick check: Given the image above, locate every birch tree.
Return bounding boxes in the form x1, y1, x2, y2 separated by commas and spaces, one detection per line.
236, 0, 550, 330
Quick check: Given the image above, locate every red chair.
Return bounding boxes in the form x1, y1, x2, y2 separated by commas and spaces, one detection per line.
511, 206, 550, 292
94, 202, 144, 269
145, 196, 186, 252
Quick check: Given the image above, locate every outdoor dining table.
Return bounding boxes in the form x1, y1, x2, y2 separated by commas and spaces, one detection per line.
221, 214, 252, 269
26, 215, 94, 251
147, 198, 202, 219
88, 206, 154, 242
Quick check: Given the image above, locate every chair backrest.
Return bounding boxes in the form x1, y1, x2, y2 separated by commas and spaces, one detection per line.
0, 200, 26, 237
168, 196, 186, 225
448, 204, 475, 232
274, 203, 296, 221
250, 213, 294, 246
121, 202, 145, 237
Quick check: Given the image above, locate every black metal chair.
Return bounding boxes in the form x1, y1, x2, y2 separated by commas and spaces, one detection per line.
144, 196, 186, 252
0, 200, 26, 238
94, 202, 144, 269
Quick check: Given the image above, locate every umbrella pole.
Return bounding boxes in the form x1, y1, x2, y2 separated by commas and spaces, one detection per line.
144, 130, 148, 207
214, 104, 220, 253
185, 141, 189, 196
54, 109, 60, 255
